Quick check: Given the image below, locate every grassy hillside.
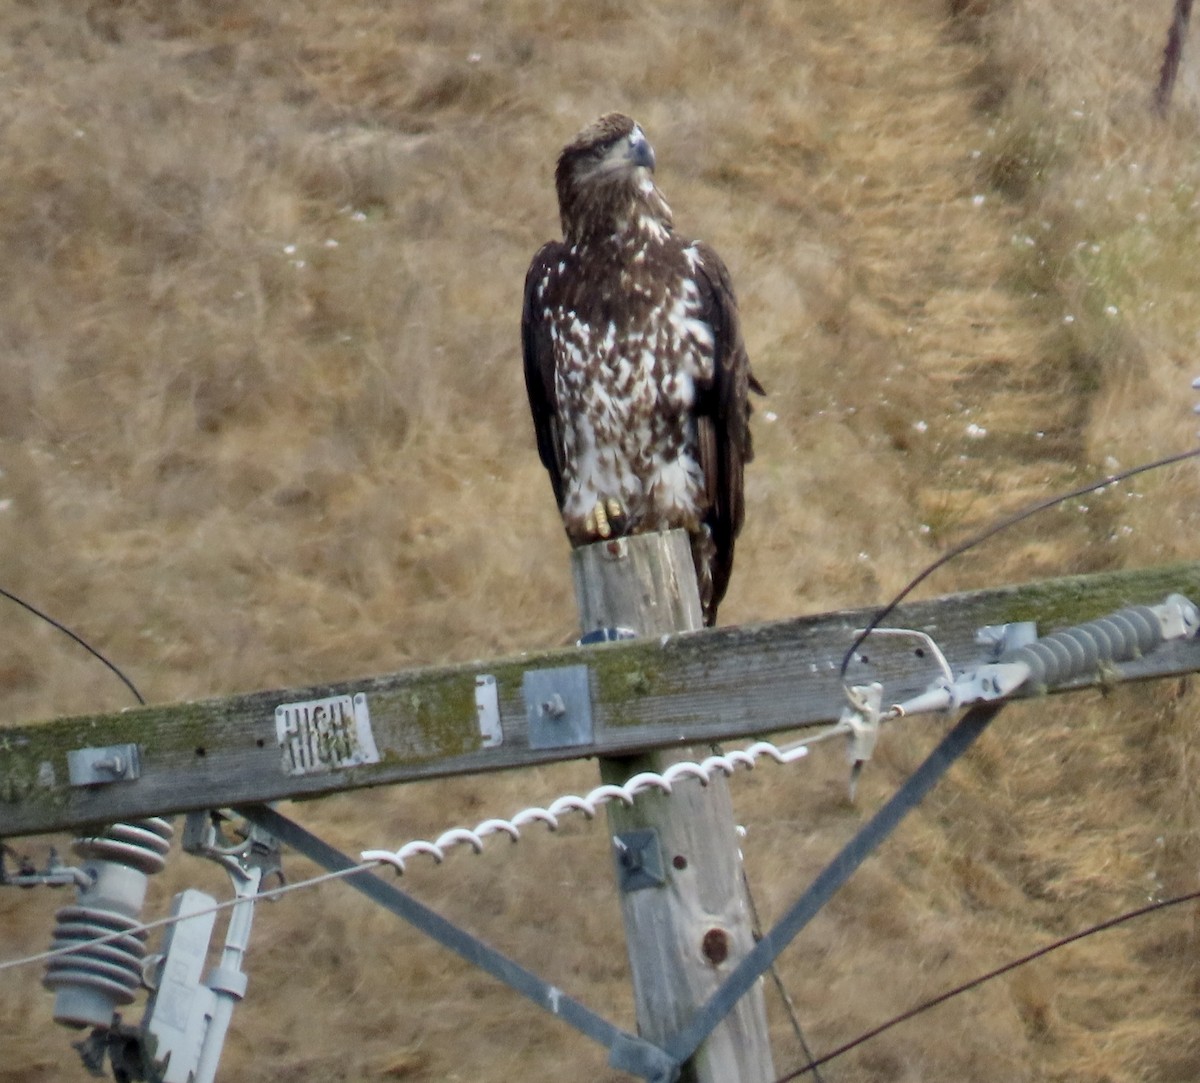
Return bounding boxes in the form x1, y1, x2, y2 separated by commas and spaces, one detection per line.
3, 1, 1200, 1080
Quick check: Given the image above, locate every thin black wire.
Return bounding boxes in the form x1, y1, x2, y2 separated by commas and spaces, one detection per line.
773, 887, 1200, 1082
0, 584, 145, 706
713, 731, 826, 1079
840, 445, 1200, 679
742, 868, 828, 1083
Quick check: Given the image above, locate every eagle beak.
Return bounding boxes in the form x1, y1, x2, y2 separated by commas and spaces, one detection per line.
626, 128, 656, 172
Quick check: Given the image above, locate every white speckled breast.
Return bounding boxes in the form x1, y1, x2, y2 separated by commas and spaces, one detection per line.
540, 232, 716, 537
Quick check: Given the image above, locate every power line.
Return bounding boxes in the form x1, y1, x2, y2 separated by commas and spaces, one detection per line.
742, 867, 827, 1083
841, 445, 1200, 680
0, 735, 827, 978
774, 888, 1200, 1082
0, 860, 372, 977
0, 584, 145, 706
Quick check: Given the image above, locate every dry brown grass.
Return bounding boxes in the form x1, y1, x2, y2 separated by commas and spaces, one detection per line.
4, 1, 1200, 1080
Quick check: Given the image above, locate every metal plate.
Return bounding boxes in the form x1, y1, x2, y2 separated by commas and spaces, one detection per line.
523, 665, 593, 750
67, 743, 141, 787
275, 693, 380, 776
612, 829, 665, 893
475, 675, 502, 748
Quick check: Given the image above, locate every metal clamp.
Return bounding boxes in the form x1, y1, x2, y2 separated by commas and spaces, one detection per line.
612, 829, 666, 893
893, 594, 1200, 717
523, 665, 593, 749
67, 743, 141, 786
843, 683, 884, 800
0, 843, 84, 887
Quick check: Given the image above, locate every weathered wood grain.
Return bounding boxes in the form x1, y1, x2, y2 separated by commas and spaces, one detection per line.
3, 557, 1199, 837
578, 532, 775, 1083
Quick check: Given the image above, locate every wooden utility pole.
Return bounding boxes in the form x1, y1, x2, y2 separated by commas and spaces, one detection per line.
572, 531, 775, 1083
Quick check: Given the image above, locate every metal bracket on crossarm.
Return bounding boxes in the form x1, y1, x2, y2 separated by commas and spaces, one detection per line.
892, 594, 1199, 716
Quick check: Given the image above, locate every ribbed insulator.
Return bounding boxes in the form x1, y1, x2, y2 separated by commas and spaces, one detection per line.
997, 604, 1164, 688
72, 817, 173, 876
43, 907, 148, 1020
44, 818, 174, 1028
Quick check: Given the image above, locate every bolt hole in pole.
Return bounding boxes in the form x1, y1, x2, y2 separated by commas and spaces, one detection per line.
702, 928, 730, 966
571, 530, 775, 1082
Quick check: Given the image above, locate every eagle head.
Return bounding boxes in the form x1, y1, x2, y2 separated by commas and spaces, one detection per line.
555, 112, 672, 245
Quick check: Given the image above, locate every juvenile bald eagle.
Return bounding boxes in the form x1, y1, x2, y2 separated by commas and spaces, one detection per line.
522, 112, 761, 626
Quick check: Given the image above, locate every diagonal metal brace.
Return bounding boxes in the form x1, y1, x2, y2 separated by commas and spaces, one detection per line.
235, 804, 679, 1082
665, 701, 1004, 1066
609, 1033, 680, 1083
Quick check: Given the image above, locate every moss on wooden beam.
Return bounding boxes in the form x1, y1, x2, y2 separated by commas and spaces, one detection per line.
3, 561, 1199, 837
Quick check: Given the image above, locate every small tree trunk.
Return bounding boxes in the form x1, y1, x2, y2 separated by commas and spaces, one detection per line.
1154, 0, 1194, 115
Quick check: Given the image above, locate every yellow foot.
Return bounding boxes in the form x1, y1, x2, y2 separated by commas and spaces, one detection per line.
583, 498, 628, 540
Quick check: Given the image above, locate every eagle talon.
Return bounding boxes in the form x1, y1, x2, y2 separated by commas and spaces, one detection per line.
592, 501, 612, 539
581, 499, 629, 541
605, 498, 628, 536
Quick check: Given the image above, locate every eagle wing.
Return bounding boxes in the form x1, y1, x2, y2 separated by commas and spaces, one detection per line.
521, 241, 569, 510
690, 241, 762, 615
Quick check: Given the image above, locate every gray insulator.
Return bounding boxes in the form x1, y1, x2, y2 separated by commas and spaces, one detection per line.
72, 819, 173, 876
44, 818, 174, 1029
44, 907, 147, 1022
997, 605, 1163, 687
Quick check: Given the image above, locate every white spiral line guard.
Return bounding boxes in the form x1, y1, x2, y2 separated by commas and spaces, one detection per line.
0, 731, 845, 978
361, 735, 833, 874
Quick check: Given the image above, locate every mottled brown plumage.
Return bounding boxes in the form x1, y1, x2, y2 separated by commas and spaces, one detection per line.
522, 113, 760, 625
